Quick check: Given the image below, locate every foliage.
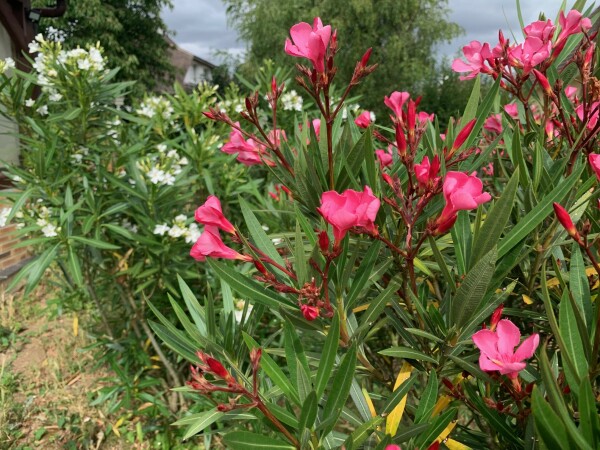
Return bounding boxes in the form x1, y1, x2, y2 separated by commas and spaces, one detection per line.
224, 0, 462, 115
34, 0, 175, 93
148, 1, 600, 449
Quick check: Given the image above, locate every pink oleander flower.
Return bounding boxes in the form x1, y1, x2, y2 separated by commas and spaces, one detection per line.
589, 154, 600, 181
472, 319, 539, 379
509, 36, 551, 74
415, 155, 440, 188
385, 446, 401, 450
576, 102, 600, 130
355, 110, 374, 128
194, 195, 235, 234
435, 172, 491, 233
312, 118, 321, 137
504, 103, 519, 119
417, 111, 435, 125
482, 162, 494, 176
301, 304, 319, 321
483, 113, 502, 134
451, 41, 493, 80
190, 226, 251, 262
565, 86, 578, 102
375, 146, 393, 169
384, 91, 410, 118
284, 17, 332, 72
558, 9, 592, 41
317, 186, 380, 243
221, 123, 264, 166
524, 19, 555, 42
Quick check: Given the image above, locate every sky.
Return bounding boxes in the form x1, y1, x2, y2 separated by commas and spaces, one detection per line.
162, 0, 578, 65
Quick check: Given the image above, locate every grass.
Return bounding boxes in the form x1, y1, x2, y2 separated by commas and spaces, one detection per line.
0, 280, 211, 450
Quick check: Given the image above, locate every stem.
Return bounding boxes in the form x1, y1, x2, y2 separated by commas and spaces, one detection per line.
253, 396, 300, 448
583, 245, 600, 369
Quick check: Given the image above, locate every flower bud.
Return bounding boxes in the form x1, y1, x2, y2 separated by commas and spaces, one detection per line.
451, 118, 477, 151
553, 202, 581, 241
359, 47, 372, 68
490, 304, 504, 331
318, 230, 330, 253
207, 357, 229, 379
533, 69, 553, 96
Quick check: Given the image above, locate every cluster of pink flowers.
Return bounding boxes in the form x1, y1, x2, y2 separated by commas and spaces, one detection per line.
452, 10, 591, 79
190, 196, 250, 262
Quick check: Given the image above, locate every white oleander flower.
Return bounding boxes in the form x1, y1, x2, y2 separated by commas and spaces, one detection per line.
36, 105, 48, 115
41, 223, 58, 237
25, 98, 35, 107
0, 208, 10, 227
153, 224, 170, 236
184, 223, 201, 243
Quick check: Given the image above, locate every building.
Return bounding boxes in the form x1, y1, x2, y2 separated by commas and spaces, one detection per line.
167, 37, 216, 92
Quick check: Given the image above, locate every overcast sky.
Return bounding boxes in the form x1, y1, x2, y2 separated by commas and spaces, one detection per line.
162, 0, 578, 65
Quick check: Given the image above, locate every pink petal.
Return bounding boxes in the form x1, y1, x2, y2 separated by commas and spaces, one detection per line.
496, 319, 521, 355
513, 333, 539, 361
289, 22, 313, 53
284, 39, 303, 58
479, 353, 501, 372
449, 191, 479, 210
472, 329, 498, 357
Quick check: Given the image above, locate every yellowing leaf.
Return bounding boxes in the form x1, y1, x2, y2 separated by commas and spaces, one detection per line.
522, 294, 533, 305
362, 388, 377, 418
72, 315, 78, 337
446, 438, 471, 450
431, 395, 452, 417
385, 362, 413, 436
435, 418, 457, 443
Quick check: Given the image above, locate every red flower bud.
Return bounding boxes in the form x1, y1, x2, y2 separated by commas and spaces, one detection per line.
360, 47, 372, 68
533, 69, 552, 96
490, 304, 504, 331
203, 111, 217, 120
427, 442, 440, 450
254, 259, 268, 275
318, 230, 330, 253
206, 357, 229, 379
395, 123, 407, 156
553, 202, 581, 241
452, 118, 477, 151
271, 76, 277, 95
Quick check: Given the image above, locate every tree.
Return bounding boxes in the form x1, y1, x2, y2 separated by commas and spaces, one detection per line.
34, 0, 174, 92
224, 0, 463, 114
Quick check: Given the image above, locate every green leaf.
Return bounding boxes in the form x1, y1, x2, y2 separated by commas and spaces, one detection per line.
242, 332, 300, 405
355, 278, 401, 339
208, 260, 294, 311
177, 275, 207, 336
67, 245, 84, 286
315, 312, 340, 398
344, 416, 383, 449
414, 372, 438, 424
497, 165, 583, 258
172, 409, 224, 441
336, 129, 371, 191
379, 347, 437, 364
26, 244, 59, 294
223, 432, 295, 449
294, 222, 307, 286
381, 374, 417, 414
470, 170, 519, 268
299, 391, 318, 431
239, 197, 287, 277
569, 244, 592, 326
559, 289, 588, 396
415, 408, 456, 449
70, 236, 120, 250
345, 241, 382, 309
284, 319, 310, 395
450, 246, 497, 329
531, 387, 569, 450
578, 376, 600, 449
322, 342, 358, 436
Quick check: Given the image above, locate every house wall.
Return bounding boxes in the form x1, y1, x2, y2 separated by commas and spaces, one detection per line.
0, 23, 26, 276
183, 63, 212, 86
0, 21, 19, 167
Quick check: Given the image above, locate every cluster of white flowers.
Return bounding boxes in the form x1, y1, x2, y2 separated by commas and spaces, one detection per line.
35, 206, 60, 238
216, 98, 245, 114
136, 143, 189, 187
121, 218, 138, 234
0, 57, 15, 74
234, 299, 254, 323
281, 90, 303, 112
153, 214, 200, 243
341, 103, 361, 120
0, 208, 10, 227
136, 96, 174, 120
46, 26, 67, 43
107, 117, 121, 143
70, 146, 89, 164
